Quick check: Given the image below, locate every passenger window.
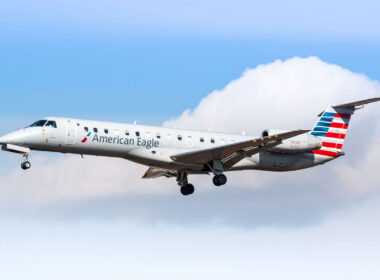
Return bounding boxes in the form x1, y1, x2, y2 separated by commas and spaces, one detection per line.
211, 138, 215, 144
136, 131, 140, 137
156, 133, 161, 139
77, 123, 80, 127
84, 127, 89, 132
29, 120, 47, 127
200, 137, 204, 143
94, 128, 98, 133
45, 121, 57, 128
125, 130, 130, 136
104, 129, 109, 134
177, 135, 182, 141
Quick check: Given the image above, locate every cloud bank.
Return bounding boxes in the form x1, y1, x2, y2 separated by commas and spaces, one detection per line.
0, 56, 379, 227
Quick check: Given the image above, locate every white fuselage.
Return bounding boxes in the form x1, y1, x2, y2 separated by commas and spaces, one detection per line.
0, 117, 332, 173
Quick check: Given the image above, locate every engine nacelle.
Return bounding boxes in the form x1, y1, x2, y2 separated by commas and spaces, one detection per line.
262, 129, 322, 153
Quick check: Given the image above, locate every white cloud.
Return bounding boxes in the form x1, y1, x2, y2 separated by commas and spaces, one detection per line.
1, 194, 380, 280
0, 56, 380, 227
164, 57, 380, 133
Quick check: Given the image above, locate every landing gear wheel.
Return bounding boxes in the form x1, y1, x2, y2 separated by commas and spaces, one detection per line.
180, 184, 195, 196
21, 161, 31, 170
213, 174, 227, 186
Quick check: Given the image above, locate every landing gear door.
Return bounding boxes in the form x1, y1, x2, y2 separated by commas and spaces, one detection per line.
65, 119, 77, 145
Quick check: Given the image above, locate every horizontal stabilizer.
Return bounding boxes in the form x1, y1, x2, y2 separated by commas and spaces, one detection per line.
318, 97, 380, 116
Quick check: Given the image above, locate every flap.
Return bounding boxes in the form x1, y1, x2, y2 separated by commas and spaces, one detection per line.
141, 167, 177, 179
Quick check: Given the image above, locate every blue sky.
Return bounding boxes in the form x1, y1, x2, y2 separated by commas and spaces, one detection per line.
1, 1, 380, 279
1, 0, 380, 128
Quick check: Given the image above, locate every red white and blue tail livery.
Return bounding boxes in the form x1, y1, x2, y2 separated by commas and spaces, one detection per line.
311, 97, 379, 159
311, 106, 352, 158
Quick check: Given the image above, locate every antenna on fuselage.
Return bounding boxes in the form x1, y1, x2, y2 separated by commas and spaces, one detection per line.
133, 121, 137, 125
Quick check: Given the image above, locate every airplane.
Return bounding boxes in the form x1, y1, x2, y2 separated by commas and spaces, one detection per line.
0, 97, 379, 195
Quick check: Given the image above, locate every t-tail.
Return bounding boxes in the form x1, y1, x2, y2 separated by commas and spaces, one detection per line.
311, 97, 380, 158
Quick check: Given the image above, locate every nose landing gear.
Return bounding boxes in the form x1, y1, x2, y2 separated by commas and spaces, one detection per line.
21, 161, 31, 170
21, 154, 31, 170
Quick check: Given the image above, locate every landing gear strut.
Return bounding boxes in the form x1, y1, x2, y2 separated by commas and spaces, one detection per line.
21, 154, 31, 170
177, 171, 194, 196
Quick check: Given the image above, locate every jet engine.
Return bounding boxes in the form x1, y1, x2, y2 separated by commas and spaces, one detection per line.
262, 129, 322, 153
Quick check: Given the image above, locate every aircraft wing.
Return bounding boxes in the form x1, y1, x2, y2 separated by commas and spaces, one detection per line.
170, 129, 309, 168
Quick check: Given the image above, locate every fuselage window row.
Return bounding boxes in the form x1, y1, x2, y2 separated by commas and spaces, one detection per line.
82, 127, 230, 147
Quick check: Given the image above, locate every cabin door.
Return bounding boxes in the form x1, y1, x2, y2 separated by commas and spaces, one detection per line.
65, 119, 77, 145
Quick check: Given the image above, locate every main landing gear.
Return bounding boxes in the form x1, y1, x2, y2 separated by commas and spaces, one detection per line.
210, 160, 227, 187
21, 154, 31, 170
177, 171, 194, 196
176, 160, 229, 196
212, 174, 227, 186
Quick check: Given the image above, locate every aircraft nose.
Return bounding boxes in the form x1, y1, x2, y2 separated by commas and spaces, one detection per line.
0, 135, 10, 145
0, 131, 26, 145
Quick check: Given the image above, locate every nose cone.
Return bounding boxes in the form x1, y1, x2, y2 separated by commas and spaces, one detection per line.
0, 131, 27, 145
0, 135, 11, 145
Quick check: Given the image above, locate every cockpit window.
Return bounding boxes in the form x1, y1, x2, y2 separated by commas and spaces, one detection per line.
45, 121, 57, 128
29, 120, 47, 127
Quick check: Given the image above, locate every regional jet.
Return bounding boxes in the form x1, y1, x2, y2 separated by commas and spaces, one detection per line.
0, 98, 379, 195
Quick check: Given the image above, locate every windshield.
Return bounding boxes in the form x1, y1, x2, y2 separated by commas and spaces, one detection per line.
45, 121, 57, 128
29, 120, 47, 127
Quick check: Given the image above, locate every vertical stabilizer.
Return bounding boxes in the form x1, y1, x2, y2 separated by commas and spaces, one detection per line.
311, 106, 353, 157
311, 97, 380, 158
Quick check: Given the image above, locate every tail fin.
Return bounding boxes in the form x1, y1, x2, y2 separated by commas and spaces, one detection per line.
311, 97, 380, 158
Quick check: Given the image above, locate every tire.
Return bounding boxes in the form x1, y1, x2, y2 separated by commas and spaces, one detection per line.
186, 184, 194, 195
213, 176, 221, 186
217, 174, 227, 185
180, 184, 195, 195
213, 174, 227, 186
21, 161, 31, 170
